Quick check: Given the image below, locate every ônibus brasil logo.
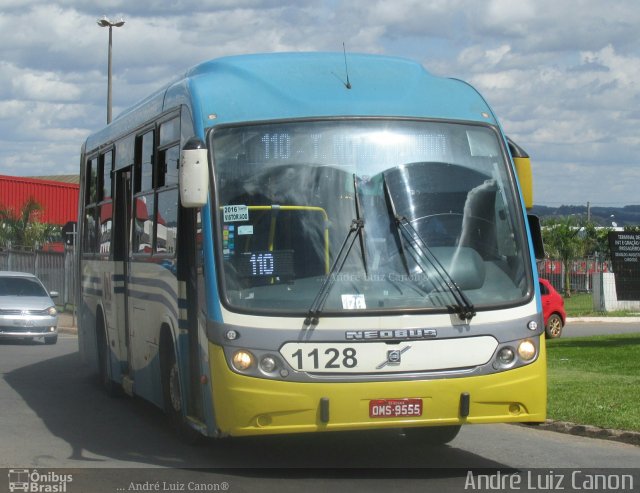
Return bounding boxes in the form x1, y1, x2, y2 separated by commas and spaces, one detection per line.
8, 469, 73, 492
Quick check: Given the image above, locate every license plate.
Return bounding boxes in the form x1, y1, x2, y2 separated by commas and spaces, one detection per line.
369, 398, 423, 418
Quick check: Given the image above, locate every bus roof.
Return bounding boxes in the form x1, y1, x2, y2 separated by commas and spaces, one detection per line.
85, 52, 498, 149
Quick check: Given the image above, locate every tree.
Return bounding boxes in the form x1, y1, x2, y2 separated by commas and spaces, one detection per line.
0, 197, 61, 249
542, 216, 587, 297
582, 222, 612, 257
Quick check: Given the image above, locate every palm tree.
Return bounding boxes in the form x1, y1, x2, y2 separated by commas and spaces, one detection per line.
542, 216, 586, 297
0, 197, 58, 249
13, 197, 43, 247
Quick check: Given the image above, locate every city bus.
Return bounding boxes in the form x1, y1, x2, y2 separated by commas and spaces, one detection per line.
78, 52, 545, 443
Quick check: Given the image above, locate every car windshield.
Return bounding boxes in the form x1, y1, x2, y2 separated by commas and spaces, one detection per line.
0, 277, 48, 297
211, 119, 531, 315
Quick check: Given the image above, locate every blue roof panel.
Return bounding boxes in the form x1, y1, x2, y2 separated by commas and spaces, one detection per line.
182, 52, 496, 127
85, 52, 499, 151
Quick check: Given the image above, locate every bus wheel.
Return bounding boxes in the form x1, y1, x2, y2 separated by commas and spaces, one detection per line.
402, 425, 461, 446
97, 318, 120, 396
161, 343, 201, 444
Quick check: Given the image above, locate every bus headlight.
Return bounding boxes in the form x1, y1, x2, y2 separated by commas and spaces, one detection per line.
517, 340, 536, 361
497, 347, 515, 366
232, 350, 254, 371
47, 306, 57, 316
260, 356, 277, 373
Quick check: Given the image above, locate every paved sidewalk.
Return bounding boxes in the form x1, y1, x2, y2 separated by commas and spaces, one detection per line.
568, 316, 640, 323
57, 311, 77, 334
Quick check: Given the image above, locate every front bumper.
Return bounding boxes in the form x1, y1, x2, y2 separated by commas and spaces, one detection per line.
209, 341, 547, 437
0, 314, 58, 339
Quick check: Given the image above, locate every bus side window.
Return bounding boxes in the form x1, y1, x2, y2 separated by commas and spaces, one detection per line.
155, 120, 180, 256
86, 157, 98, 205
101, 150, 113, 200
83, 156, 99, 254
156, 188, 178, 255
83, 207, 97, 254
98, 150, 113, 255
133, 194, 154, 254
158, 145, 179, 188
135, 130, 155, 194
132, 130, 156, 254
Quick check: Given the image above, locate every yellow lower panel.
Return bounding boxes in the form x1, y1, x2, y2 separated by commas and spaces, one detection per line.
209, 342, 546, 437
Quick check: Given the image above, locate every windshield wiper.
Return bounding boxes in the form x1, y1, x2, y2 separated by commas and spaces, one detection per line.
382, 173, 476, 322
304, 218, 364, 326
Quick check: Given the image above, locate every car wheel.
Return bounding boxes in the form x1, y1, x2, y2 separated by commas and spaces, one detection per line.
44, 334, 58, 345
402, 425, 461, 446
545, 314, 563, 338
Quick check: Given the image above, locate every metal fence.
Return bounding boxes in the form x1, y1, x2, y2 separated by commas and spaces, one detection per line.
0, 247, 75, 307
537, 256, 611, 294
0, 249, 618, 311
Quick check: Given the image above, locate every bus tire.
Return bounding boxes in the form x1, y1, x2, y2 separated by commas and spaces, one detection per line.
161, 337, 202, 445
96, 313, 120, 397
402, 425, 461, 446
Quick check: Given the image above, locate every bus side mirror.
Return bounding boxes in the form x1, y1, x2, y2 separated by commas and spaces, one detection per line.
528, 214, 545, 260
180, 137, 209, 208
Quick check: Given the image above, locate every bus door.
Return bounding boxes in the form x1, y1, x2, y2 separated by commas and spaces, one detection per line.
112, 167, 133, 384
179, 206, 205, 422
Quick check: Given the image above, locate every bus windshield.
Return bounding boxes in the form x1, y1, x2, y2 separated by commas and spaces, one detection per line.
211, 119, 530, 315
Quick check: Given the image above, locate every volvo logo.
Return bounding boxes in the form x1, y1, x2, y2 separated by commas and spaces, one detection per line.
345, 328, 437, 341
376, 346, 412, 369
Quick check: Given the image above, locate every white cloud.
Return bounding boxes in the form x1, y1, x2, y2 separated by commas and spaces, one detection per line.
0, 0, 639, 206
12, 71, 81, 102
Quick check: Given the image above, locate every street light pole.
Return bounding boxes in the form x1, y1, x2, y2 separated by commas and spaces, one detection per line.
97, 16, 125, 124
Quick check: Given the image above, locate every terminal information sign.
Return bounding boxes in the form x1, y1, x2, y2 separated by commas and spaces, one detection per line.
608, 231, 640, 300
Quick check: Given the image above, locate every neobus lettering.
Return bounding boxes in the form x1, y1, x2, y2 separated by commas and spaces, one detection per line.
345, 329, 437, 340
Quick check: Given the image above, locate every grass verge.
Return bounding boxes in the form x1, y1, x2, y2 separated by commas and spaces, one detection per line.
546, 333, 640, 431
562, 292, 637, 317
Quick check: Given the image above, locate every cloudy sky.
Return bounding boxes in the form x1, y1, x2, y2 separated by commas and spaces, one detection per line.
1, 0, 639, 206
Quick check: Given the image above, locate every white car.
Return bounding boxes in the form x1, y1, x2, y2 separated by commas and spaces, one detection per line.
0, 271, 59, 344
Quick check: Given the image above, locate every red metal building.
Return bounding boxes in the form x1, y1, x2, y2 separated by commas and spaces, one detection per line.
0, 174, 79, 225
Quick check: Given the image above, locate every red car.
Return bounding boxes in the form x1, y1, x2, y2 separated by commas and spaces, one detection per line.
539, 278, 566, 338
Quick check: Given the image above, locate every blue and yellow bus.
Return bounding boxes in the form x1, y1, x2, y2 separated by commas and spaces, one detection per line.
78, 52, 545, 443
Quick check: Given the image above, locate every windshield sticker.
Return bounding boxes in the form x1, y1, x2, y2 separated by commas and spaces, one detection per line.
341, 294, 367, 310
223, 205, 249, 222
223, 225, 234, 259
238, 225, 254, 236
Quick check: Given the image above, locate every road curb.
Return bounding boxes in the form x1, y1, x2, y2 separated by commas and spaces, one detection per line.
567, 316, 640, 323
516, 420, 640, 447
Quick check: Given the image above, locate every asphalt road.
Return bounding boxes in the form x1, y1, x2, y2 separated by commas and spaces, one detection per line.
1, 334, 638, 493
